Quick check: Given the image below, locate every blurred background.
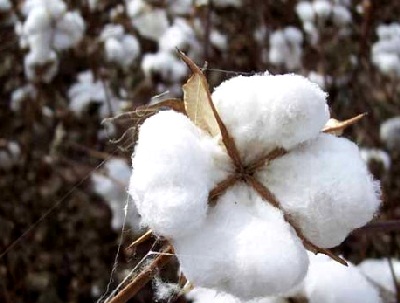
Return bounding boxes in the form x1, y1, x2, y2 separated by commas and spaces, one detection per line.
1, 0, 400, 302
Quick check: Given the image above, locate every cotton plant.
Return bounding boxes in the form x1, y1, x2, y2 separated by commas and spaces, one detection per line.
91, 158, 141, 232
126, 53, 381, 300
100, 24, 140, 67
68, 70, 127, 119
15, 0, 85, 82
372, 23, 400, 77
267, 27, 304, 70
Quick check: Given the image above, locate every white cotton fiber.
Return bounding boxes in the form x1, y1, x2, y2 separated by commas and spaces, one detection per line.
129, 111, 229, 238
358, 259, 400, 294
257, 133, 381, 248
173, 185, 308, 299
380, 117, 400, 151
212, 74, 329, 163
302, 254, 382, 303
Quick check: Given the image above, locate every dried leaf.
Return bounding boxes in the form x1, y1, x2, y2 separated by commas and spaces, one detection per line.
178, 51, 220, 138
178, 50, 243, 168
322, 113, 367, 136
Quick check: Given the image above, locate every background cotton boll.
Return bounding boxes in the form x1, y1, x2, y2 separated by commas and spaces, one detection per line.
332, 5, 352, 26
313, 0, 333, 19
296, 1, 315, 22
53, 12, 85, 50
302, 254, 382, 303
132, 9, 168, 41
23, 7, 51, 35
358, 259, 400, 294
0, 141, 21, 169
24, 49, 58, 82
142, 52, 187, 82
380, 117, 400, 151
258, 134, 380, 248
212, 74, 329, 163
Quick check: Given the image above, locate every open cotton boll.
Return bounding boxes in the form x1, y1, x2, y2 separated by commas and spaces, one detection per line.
302, 254, 382, 303
358, 259, 400, 294
173, 185, 308, 299
129, 111, 227, 238
257, 133, 380, 248
212, 74, 329, 163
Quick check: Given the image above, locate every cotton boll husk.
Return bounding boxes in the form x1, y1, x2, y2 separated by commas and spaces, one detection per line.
211, 74, 329, 164
257, 133, 381, 248
358, 259, 400, 293
173, 185, 308, 298
302, 254, 382, 303
129, 111, 229, 238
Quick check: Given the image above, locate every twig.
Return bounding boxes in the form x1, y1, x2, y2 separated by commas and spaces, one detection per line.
107, 245, 174, 303
127, 229, 153, 249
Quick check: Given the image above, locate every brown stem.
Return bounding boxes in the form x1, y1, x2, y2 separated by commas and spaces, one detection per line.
208, 174, 240, 206
107, 245, 174, 303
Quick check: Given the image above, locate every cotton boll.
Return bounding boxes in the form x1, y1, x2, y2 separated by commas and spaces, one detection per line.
313, 0, 333, 19
53, 11, 85, 50
142, 52, 187, 83
173, 185, 308, 298
302, 254, 382, 303
129, 111, 227, 237
380, 117, 400, 151
257, 134, 381, 248
212, 74, 329, 164
296, 1, 315, 23
268, 28, 303, 70
132, 8, 168, 41
358, 259, 400, 294
23, 7, 51, 35
332, 5, 352, 26
24, 49, 58, 82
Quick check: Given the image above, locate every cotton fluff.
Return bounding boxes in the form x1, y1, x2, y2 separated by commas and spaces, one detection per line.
372, 23, 400, 76
68, 71, 125, 118
173, 185, 308, 299
268, 27, 303, 70
129, 111, 229, 238
358, 259, 400, 294
187, 287, 287, 303
100, 24, 140, 67
92, 158, 141, 231
380, 117, 400, 151
195, 0, 242, 7
212, 74, 329, 163
257, 134, 380, 248
301, 254, 382, 303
